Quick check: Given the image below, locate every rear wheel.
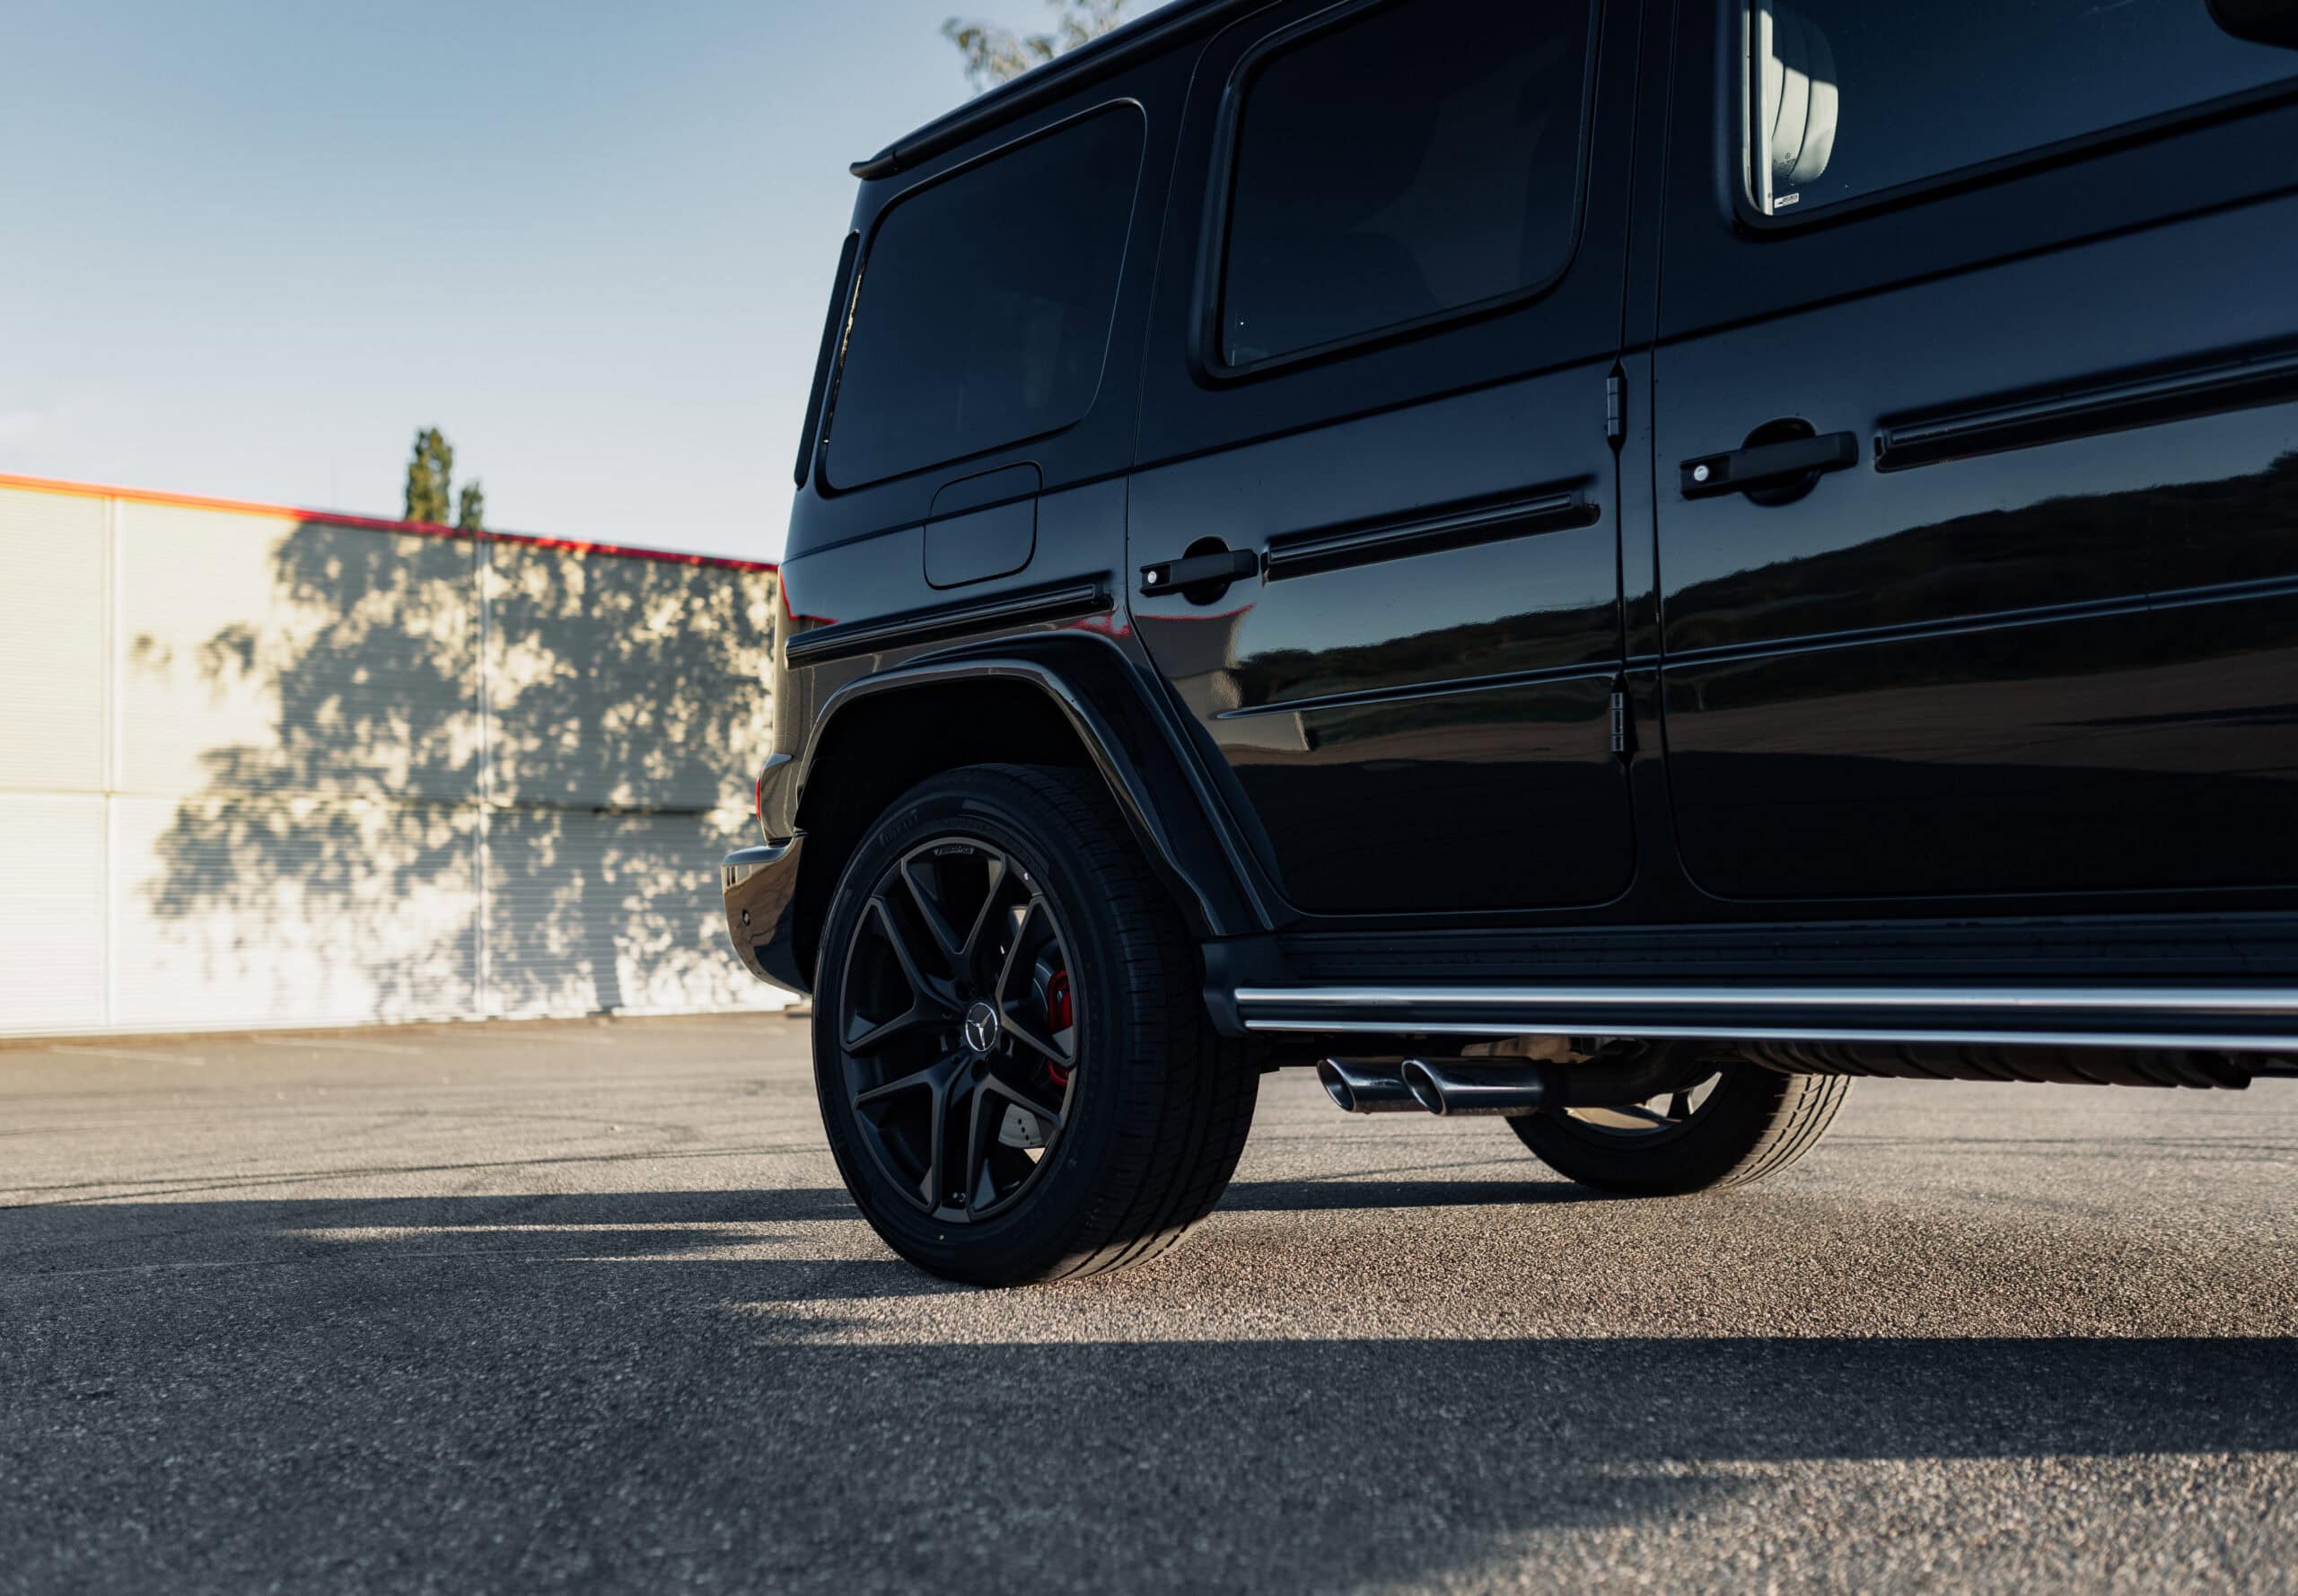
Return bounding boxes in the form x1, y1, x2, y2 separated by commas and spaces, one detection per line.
1508, 1060, 1851, 1195
813, 763, 1257, 1285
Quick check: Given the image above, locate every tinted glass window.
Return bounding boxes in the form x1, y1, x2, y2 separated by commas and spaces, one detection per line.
1219, 0, 1593, 367
1746, 0, 2298, 217
826, 106, 1144, 488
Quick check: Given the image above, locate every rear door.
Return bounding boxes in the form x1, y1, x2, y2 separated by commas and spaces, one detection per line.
1652, 0, 2298, 903
1128, 0, 1639, 916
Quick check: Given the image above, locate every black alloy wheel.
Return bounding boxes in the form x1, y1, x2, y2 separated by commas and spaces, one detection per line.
837, 836, 1079, 1223
1507, 1058, 1853, 1195
813, 764, 1257, 1285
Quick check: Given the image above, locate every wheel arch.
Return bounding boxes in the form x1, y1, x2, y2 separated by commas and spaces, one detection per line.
780, 636, 1271, 991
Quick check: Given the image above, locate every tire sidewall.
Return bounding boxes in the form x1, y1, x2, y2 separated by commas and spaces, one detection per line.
812, 771, 1152, 1282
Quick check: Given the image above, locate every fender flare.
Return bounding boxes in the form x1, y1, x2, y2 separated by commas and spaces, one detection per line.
777, 633, 1276, 944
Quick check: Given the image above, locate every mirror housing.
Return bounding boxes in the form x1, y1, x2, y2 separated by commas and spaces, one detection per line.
2209, 0, 2298, 48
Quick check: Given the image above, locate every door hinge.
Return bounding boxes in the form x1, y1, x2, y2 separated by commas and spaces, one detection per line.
1609, 682, 1633, 759
1604, 370, 1626, 444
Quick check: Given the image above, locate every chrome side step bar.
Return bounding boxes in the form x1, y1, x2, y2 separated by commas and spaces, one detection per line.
1237, 984, 2298, 1055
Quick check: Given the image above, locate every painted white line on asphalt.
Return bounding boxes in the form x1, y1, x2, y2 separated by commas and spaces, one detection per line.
47, 1047, 208, 1065
247, 1038, 425, 1057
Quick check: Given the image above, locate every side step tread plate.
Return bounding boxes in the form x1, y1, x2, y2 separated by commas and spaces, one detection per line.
1234, 983, 2298, 1054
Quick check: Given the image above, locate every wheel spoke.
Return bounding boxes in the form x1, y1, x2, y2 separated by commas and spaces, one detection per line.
992, 896, 1039, 1007
1569, 1101, 1673, 1132
847, 898, 955, 1054
899, 850, 1013, 990
866, 896, 940, 1004
980, 1071, 1064, 1142
959, 1077, 996, 1215
953, 858, 1011, 984
992, 897, 1076, 1065
918, 1068, 950, 1209
845, 1005, 934, 1056
854, 1055, 956, 1110
899, 858, 968, 969
998, 1007, 1074, 1066
1666, 1090, 1694, 1122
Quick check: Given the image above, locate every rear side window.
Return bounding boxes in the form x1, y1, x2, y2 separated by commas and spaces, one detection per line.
1744, 0, 2298, 218
824, 105, 1145, 489
1217, 0, 1595, 369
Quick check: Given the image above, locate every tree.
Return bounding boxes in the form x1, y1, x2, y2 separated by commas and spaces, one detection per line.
403, 428, 454, 525
404, 427, 486, 532
943, 0, 1129, 92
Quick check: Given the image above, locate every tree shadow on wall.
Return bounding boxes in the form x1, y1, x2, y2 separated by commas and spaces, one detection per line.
133, 522, 776, 1022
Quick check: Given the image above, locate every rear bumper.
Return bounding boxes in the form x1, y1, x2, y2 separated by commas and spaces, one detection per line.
722, 837, 810, 995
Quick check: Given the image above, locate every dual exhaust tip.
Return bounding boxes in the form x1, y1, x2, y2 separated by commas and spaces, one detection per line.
1317, 1057, 1550, 1118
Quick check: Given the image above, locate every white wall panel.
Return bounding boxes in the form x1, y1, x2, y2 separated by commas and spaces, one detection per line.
0, 795, 107, 1035
117, 504, 478, 802
4, 483, 779, 1037
0, 487, 107, 793
483, 807, 778, 1018
486, 543, 774, 812
110, 794, 481, 1030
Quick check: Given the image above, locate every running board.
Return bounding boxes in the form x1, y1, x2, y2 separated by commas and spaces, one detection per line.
1231, 984, 2298, 1055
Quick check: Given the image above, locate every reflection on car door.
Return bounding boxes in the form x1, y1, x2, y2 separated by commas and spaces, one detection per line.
1653, 0, 2298, 903
1129, 0, 1638, 916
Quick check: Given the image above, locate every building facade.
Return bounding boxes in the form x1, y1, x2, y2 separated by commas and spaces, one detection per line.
0, 474, 784, 1037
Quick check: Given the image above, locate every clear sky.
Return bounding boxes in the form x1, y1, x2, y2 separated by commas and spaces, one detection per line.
2, 1, 1127, 563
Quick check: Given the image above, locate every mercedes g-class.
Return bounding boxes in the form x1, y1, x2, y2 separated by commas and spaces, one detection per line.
726, 0, 2298, 1284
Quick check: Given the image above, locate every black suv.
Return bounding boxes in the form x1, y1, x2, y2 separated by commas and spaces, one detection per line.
725, 0, 2298, 1284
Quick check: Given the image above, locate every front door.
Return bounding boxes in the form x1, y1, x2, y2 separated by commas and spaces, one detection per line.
1651, 0, 2298, 903
1128, 0, 1637, 916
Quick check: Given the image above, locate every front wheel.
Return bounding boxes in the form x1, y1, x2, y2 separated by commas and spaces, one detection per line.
812, 763, 1257, 1285
1508, 1061, 1851, 1196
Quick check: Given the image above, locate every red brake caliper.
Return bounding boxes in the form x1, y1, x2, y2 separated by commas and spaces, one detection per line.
1044, 969, 1074, 1087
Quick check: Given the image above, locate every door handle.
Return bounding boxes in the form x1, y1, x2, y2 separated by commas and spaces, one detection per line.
1139, 547, 1260, 597
1680, 430, 1859, 499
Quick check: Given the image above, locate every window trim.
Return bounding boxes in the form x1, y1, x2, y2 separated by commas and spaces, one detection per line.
1190, 0, 1605, 383
794, 232, 860, 488
1725, 0, 2298, 234
818, 99, 1149, 494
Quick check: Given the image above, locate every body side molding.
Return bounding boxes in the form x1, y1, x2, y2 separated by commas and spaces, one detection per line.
1261, 487, 1599, 583
1875, 343, 2298, 471
784, 579, 1112, 668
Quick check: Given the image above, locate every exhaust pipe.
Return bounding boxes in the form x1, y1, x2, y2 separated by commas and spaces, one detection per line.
1326, 1048, 1712, 1119
1400, 1058, 1551, 1117
1316, 1058, 1422, 1113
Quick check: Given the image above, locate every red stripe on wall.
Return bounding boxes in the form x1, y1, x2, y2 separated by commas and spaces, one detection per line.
0, 472, 778, 574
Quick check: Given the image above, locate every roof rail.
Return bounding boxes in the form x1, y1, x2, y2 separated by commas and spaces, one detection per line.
851, 0, 1257, 180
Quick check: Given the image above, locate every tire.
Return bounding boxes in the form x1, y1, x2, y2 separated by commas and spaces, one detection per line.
1507, 1061, 1851, 1196
812, 763, 1258, 1285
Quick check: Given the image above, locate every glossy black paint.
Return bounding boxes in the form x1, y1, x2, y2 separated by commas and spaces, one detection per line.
796, 639, 1271, 937
925, 465, 1040, 590
1123, 0, 1639, 915
740, 0, 2298, 1012
1652, 0, 2298, 905
723, 839, 806, 991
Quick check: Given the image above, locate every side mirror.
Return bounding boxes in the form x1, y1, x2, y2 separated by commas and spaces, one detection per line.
2209, 0, 2298, 48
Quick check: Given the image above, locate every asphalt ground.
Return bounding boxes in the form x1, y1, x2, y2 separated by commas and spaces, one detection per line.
3, 1015, 2294, 1595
